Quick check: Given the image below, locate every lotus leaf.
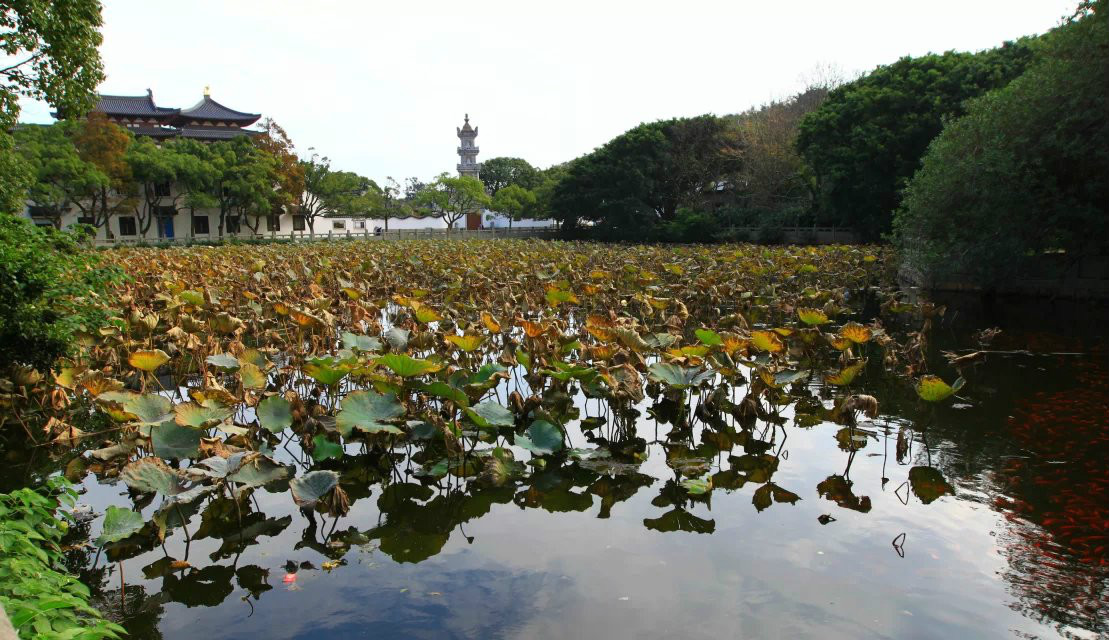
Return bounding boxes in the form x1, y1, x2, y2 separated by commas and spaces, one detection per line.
336, 390, 405, 436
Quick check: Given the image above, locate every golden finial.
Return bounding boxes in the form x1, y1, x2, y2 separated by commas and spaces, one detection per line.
204, 85, 211, 96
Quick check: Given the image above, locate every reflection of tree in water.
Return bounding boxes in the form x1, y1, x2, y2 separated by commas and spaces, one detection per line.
992, 354, 1109, 636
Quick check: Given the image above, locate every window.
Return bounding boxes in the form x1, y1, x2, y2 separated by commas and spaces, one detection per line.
154, 181, 171, 197
353, 219, 366, 230
76, 216, 95, 227
293, 215, 306, 231
156, 205, 176, 217
192, 215, 210, 235
332, 219, 346, 230
266, 215, 281, 232
118, 216, 137, 236
226, 217, 241, 234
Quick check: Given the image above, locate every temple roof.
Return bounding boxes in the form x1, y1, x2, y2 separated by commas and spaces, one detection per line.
179, 126, 261, 141
178, 95, 261, 125
93, 92, 179, 120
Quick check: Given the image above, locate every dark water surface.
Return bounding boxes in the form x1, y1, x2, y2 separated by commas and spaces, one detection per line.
4, 296, 1108, 640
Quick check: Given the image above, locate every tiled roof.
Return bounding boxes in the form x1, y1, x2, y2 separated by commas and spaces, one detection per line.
179, 127, 261, 141
127, 125, 181, 138
95, 93, 179, 120
178, 96, 261, 124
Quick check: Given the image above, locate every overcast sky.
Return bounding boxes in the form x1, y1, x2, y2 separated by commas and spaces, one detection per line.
18, 0, 1074, 185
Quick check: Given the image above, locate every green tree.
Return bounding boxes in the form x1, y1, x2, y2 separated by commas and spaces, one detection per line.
413, 173, 491, 232
490, 183, 536, 229
479, 157, 540, 194
550, 115, 741, 235
297, 155, 379, 235
0, 131, 31, 215
0, 0, 104, 129
894, 1, 1108, 286
204, 136, 276, 237
9, 124, 84, 225
166, 138, 219, 238
796, 42, 1034, 239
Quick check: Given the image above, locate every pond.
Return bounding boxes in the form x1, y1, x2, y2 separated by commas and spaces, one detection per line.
2, 242, 1107, 640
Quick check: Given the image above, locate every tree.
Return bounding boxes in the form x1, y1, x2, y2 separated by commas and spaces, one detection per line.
167, 138, 218, 238
125, 137, 182, 237
413, 173, 490, 232
0, 131, 32, 215
1, 0, 104, 129
371, 176, 408, 232
254, 119, 305, 227
205, 136, 276, 237
297, 154, 378, 235
479, 157, 540, 195
69, 112, 134, 238
11, 124, 90, 227
894, 1, 1108, 286
796, 42, 1035, 239
490, 184, 536, 229
727, 86, 831, 224
550, 115, 741, 235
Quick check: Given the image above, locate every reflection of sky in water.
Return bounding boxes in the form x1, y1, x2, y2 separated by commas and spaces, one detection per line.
73, 352, 1106, 640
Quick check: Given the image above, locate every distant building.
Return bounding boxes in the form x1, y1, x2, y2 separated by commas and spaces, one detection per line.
59, 87, 262, 142
457, 114, 483, 229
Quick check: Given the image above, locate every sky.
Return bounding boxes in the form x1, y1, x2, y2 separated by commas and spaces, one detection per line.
17, 0, 1076, 186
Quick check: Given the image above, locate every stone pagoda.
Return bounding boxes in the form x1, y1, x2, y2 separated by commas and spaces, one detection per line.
457, 114, 480, 178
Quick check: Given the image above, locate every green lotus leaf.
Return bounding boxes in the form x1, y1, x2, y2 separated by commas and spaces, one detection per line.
311, 434, 344, 461
304, 356, 354, 386
695, 328, 723, 346
256, 395, 293, 433
290, 470, 340, 508
647, 362, 713, 389
336, 390, 405, 436
375, 353, 441, 378
123, 393, 173, 426
342, 331, 382, 352
150, 419, 202, 459
206, 353, 241, 371
515, 420, 564, 456
464, 400, 515, 429
96, 506, 144, 546
417, 381, 470, 408
384, 327, 410, 350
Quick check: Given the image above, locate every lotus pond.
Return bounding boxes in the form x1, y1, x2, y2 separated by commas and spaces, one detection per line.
2, 239, 1106, 639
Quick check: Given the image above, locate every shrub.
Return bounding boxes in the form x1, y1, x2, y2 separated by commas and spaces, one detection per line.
0, 477, 124, 639
0, 215, 123, 371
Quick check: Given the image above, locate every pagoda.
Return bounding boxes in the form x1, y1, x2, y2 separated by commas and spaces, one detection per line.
457, 114, 483, 229
63, 87, 262, 142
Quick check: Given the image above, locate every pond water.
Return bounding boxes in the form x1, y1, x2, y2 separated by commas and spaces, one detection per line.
3, 296, 1107, 640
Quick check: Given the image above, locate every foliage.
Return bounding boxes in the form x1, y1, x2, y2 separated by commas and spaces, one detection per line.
894, 3, 1109, 285
0, 130, 33, 215
412, 173, 490, 230
0, 0, 105, 128
69, 113, 134, 237
797, 41, 1035, 239
14, 123, 99, 227
0, 216, 120, 371
550, 115, 741, 236
479, 156, 541, 194
254, 118, 306, 217
297, 154, 380, 234
0, 477, 124, 639
489, 183, 537, 228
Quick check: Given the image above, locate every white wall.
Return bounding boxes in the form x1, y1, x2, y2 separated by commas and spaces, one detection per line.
482, 210, 557, 229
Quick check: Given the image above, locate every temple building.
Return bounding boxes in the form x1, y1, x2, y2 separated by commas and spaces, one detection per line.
73, 87, 262, 142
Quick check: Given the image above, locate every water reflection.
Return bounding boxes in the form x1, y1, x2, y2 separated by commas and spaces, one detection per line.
3, 335, 1098, 638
